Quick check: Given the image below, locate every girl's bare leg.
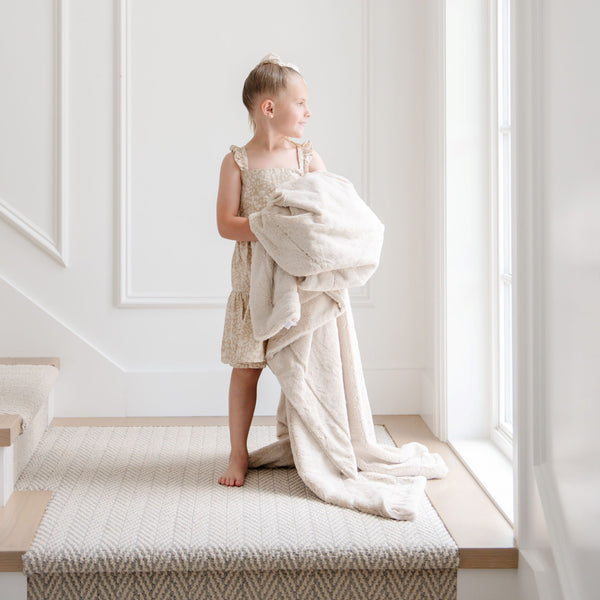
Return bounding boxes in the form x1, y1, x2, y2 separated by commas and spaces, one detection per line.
218, 367, 263, 486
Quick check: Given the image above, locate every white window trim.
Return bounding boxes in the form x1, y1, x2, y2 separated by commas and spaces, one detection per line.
491, 422, 513, 461
491, 0, 514, 457
489, 0, 502, 457
448, 438, 514, 524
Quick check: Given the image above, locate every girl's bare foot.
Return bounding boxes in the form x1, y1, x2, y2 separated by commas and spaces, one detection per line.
218, 450, 249, 486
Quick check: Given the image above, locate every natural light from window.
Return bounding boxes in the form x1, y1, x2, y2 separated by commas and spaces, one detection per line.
496, 0, 513, 442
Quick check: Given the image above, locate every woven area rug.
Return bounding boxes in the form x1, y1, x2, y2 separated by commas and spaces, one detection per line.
17, 425, 459, 600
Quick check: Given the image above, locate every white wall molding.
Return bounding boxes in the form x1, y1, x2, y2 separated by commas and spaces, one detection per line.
420, 0, 447, 439
116, 0, 375, 308
115, 0, 228, 307
0, 0, 68, 267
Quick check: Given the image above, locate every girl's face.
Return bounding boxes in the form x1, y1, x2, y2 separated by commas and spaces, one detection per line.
272, 74, 312, 138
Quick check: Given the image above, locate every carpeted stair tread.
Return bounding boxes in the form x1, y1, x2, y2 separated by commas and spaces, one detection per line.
16, 425, 458, 582
0, 365, 59, 433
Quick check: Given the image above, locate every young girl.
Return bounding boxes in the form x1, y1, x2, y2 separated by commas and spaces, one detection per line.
216, 54, 326, 487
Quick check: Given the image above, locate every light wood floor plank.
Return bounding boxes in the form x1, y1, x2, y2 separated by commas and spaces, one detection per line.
0, 491, 52, 572
0, 415, 22, 447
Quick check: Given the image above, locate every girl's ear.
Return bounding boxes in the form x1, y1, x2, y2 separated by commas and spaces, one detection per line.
261, 98, 275, 119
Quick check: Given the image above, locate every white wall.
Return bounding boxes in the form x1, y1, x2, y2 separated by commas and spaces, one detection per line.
514, 1, 600, 600
0, 0, 429, 417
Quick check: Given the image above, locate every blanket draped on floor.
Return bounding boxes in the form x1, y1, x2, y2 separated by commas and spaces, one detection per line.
246, 171, 448, 521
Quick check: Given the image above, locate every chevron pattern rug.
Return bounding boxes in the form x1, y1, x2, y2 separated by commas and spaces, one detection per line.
17, 425, 459, 599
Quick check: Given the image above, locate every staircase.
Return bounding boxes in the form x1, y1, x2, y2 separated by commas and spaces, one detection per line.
0, 358, 59, 598
0, 358, 518, 600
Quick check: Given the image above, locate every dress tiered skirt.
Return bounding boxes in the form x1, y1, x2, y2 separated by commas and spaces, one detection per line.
221, 240, 268, 368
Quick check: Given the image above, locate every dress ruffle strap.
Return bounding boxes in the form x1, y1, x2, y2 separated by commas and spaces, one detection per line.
230, 145, 248, 172
298, 140, 313, 174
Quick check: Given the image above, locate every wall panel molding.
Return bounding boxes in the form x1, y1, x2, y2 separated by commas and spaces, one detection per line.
116, 0, 374, 308
0, 0, 69, 267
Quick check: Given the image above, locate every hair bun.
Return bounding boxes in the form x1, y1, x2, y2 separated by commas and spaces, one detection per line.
258, 53, 300, 73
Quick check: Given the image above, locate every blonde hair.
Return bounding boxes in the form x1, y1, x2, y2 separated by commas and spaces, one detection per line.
242, 54, 302, 132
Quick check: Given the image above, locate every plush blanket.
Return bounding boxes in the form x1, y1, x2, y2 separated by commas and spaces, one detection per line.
247, 171, 448, 520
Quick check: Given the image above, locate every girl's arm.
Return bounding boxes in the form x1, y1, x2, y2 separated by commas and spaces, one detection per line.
309, 150, 326, 172
216, 153, 257, 241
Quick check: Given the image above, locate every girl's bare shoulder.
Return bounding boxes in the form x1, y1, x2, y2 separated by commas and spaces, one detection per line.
308, 149, 326, 172
221, 145, 246, 176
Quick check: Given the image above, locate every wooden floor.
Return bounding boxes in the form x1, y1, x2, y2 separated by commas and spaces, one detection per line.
0, 414, 517, 572
0, 491, 51, 572
373, 415, 518, 569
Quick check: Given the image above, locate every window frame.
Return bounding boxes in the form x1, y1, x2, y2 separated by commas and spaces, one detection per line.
490, 0, 514, 460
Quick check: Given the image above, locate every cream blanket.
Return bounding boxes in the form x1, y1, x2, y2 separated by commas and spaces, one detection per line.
247, 171, 447, 520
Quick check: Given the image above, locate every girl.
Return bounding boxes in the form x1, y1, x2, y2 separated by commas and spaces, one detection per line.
216, 54, 326, 487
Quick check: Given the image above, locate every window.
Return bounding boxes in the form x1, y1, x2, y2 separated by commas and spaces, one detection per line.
445, 0, 515, 523
492, 0, 514, 456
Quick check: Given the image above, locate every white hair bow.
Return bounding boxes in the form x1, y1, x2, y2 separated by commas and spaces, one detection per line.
259, 53, 300, 73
